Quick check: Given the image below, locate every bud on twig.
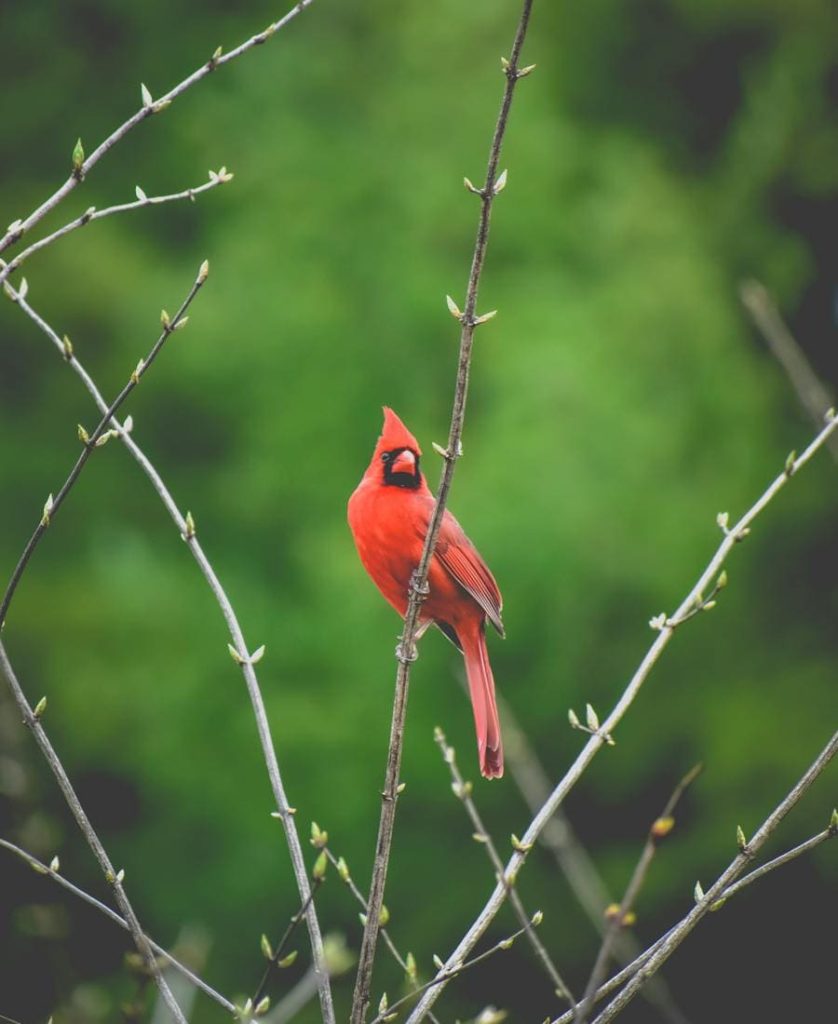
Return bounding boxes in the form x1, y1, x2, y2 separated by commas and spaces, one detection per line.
310, 822, 328, 848
312, 850, 328, 880
140, 83, 153, 108
41, 494, 54, 527
278, 951, 298, 968
72, 138, 85, 176
33, 696, 48, 719
446, 295, 462, 321
261, 933, 273, 960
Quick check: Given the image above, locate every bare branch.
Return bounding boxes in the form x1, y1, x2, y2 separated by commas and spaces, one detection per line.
0, 838, 235, 1014
4, 283, 335, 1023
0, 644, 188, 1023
740, 279, 838, 461
406, 413, 838, 1023
498, 696, 690, 1024
349, 3, 536, 1019
434, 726, 574, 1005
0, 171, 232, 288
0, 262, 208, 630
323, 846, 443, 1024
550, 820, 835, 1024
0, 1, 315, 256
589, 730, 838, 1023
574, 765, 702, 1024
368, 923, 533, 1024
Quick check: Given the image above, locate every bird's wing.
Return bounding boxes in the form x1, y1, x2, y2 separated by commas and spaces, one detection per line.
436, 510, 505, 637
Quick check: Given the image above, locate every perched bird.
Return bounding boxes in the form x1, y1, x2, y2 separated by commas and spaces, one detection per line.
348, 407, 505, 778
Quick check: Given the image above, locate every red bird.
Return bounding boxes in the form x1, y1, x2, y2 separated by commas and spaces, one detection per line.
348, 407, 504, 779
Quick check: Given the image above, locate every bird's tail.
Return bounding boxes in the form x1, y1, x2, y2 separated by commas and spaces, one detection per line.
462, 622, 503, 779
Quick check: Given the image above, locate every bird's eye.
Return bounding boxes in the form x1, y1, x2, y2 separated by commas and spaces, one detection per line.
381, 452, 391, 462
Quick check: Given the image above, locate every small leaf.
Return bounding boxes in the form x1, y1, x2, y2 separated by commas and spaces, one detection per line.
567, 708, 581, 729
228, 644, 244, 665
493, 169, 508, 194
310, 821, 328, 848
716, 511, 729, 532
530, 909, 543, 926
517, 63, 537, 77
49, 855, 60, 872
160, 309, 171, 327
260, 933, 273, 960
184, 511, 196, 539
251, 644, 266, 664
693, 880, 704, 903
18, 277, 28, 300
432, 954, 445, 971
278, 950, 298, 968
585, 703, 600, 732
62, 335, 74, 360
140, 83, 153, 108
445, 294, 462, 320
254, 996, 270, 1016
784, 450, 797, 476
736, 825, 747, 852
379, 993, 389, 1015
135, 185, 147, 202
473, 309, 498, 325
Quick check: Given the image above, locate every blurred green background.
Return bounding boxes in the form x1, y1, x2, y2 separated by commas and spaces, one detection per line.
1, 1, 836, 1022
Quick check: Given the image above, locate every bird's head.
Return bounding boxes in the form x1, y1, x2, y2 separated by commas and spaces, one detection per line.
372, 407, 423, 489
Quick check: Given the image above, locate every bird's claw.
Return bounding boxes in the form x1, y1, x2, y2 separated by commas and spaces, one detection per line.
409, 570, 430, 598
396, 640, 418, 664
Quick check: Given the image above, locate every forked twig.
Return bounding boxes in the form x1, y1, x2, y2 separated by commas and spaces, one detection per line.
435, 726, 574, 1005
0, 262, 208, 629
349, 2, 536, 1019
589, 730, 838, 1023
550, 818, 836, 1023
0, 1, 316, 258
0, 644, 188, 1024
574, 765, 702, 1023
0, 838, 235, 1014
407, 412, 838, 1023
3, 279, 335, 1022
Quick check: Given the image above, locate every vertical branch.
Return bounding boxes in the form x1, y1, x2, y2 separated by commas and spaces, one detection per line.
0, 643, 188, 1024
348, 3, 536, 1022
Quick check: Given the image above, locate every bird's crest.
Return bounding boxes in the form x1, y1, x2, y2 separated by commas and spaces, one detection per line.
377, 407, 422, 456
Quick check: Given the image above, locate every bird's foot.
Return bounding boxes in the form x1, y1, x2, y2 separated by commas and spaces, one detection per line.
409, 570, 430, 598
395, 639, 418, 664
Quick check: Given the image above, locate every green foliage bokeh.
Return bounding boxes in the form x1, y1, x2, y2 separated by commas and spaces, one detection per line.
1, 1, 835, 1021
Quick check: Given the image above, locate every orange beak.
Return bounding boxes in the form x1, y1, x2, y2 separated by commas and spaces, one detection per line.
391, 449, 416, 475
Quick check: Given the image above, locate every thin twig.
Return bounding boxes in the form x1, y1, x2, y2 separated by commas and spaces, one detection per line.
368, 924, 531, 1024
590, 730, 838, 1023
434, 726, 574, 1005
498, 695, 690, 1024
0, 261, 208, 630
551, 819, 837, 1024
0, 838, 235, 1014
574, 765, 702, 1023
323, 846, 442, 1024
0, 172, 231, 288
406, 411, 838, 1024
740, 280, 838, 461
251, 875, 324, 1011
349, 3, 536, 1020
0, 0, 315, 256
0, 644, 188, 1024
4, 283, 335, 1024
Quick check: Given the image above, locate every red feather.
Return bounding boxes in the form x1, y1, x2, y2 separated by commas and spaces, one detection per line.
348, 408, 504, 778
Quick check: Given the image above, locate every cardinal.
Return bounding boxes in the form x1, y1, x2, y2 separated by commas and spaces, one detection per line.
347, 407, 504, 778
